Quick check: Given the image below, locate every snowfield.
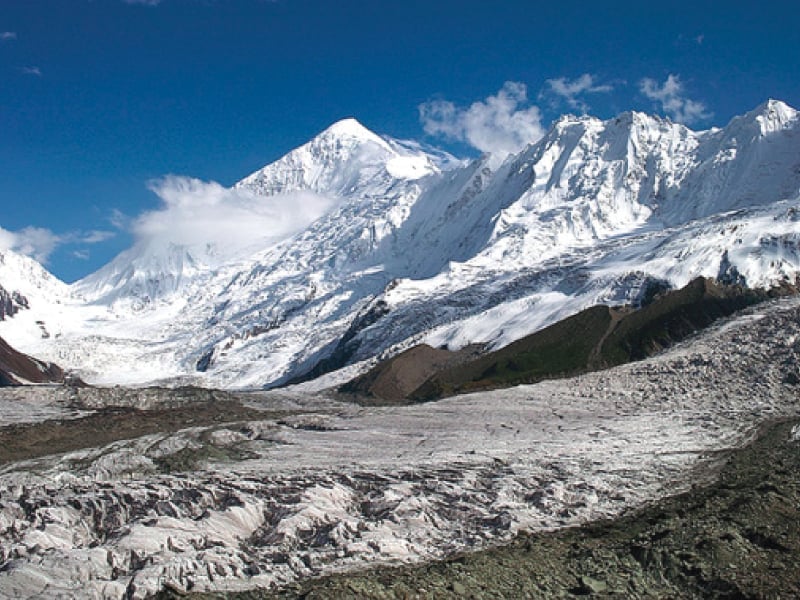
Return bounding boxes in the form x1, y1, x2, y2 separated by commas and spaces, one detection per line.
0, 297, 798, 598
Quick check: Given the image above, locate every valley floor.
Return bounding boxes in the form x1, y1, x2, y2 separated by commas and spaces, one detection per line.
0, 298, 798, 599
187, 418, 800, 599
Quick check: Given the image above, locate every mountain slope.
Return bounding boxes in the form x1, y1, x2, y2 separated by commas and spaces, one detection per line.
1, 102, 799, 389
0, 253, 71, 385
0, 335, 65, 386
346, 278, 781, 403
73, 119, 449, 311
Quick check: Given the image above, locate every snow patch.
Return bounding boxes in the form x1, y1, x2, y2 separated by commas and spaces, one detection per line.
386, 155, 436, 179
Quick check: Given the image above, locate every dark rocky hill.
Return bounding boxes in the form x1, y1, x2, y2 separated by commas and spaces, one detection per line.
344, 278, 796, 403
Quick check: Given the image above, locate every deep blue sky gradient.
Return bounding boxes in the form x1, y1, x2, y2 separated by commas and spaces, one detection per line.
2, 0, 799, 281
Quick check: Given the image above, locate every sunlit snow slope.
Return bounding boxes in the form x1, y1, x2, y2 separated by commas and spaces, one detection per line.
1, 101, 799, 388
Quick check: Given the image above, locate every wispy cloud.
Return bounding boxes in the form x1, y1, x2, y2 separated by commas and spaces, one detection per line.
541, 73, 613, 112
419, 81, 545, 157
123, 0, 163, 5
639, 74, 711, 125
79, 230, 116, 244
0, 226, 61, 263
0, 32, 16, 41
0, 226, 116, 264
132, 176, 336, 257
109, 209, 131, 231
20, 66, 42, 76
676, 33, 705, 46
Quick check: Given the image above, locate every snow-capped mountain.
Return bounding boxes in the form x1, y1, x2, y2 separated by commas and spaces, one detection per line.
0, 249, 71, 343
0, 249, 68, 305
235, 117, 447, 196
75, 242, 216, 312
73, 119, 450, 311
1, 100, 799, 388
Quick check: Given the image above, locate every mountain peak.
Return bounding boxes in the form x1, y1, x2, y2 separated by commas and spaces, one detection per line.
760, 98, 794, 113
552, 112, 597, 128
320, 117, 384, 143
742, 99, 798, 133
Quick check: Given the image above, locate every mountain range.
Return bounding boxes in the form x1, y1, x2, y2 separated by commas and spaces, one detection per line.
0, 100, 798, 389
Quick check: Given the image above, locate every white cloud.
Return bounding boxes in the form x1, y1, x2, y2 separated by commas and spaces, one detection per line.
0, 226, 61, 263
133, 175, 336, 257
21, 66, 42, 76
0, 226, 116, 264
5, 171, 333, 267
419, 81, 545, 157
109, 209, 130, 231
0, 228, 17, 252
79, 230, 115, 244
0, 32, 16, 41
123, 0, 162, 5
639, 74, 711, 125
542, 73, 613, 112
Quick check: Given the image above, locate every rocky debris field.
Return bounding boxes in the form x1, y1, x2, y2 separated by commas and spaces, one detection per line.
0, 298, 798, 598
183, 418, 800, 599
0, 395, 278, 466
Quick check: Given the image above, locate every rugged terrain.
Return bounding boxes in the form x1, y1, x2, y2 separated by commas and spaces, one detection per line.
189, 419, 800, 599
343, 277, 789, 402
0, 101, 799, 390
0, 296, 798, 598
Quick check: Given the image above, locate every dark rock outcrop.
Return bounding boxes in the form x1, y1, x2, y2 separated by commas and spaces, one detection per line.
284, 299, 390, 386
0, 285, 29, 321
0, 335, 65, 386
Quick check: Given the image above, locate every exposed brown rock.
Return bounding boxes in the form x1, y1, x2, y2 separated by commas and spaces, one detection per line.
340, 343, 483, 404
0, 335, 64, 386
342, 277, 796, 403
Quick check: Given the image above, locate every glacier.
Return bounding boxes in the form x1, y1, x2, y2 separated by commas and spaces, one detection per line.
0, 296, 798, 597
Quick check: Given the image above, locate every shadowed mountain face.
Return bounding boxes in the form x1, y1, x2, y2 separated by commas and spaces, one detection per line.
0, 336, 65, 386
344, 278, 795, 403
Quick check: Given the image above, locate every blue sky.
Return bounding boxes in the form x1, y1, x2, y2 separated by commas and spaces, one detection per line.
2, 0, 799, 282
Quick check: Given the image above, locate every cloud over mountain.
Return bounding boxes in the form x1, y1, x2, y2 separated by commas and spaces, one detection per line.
133, 175, 336, 257
640, 74, 710, 124
419, 82, 545, 157
541, 74, 613, 112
